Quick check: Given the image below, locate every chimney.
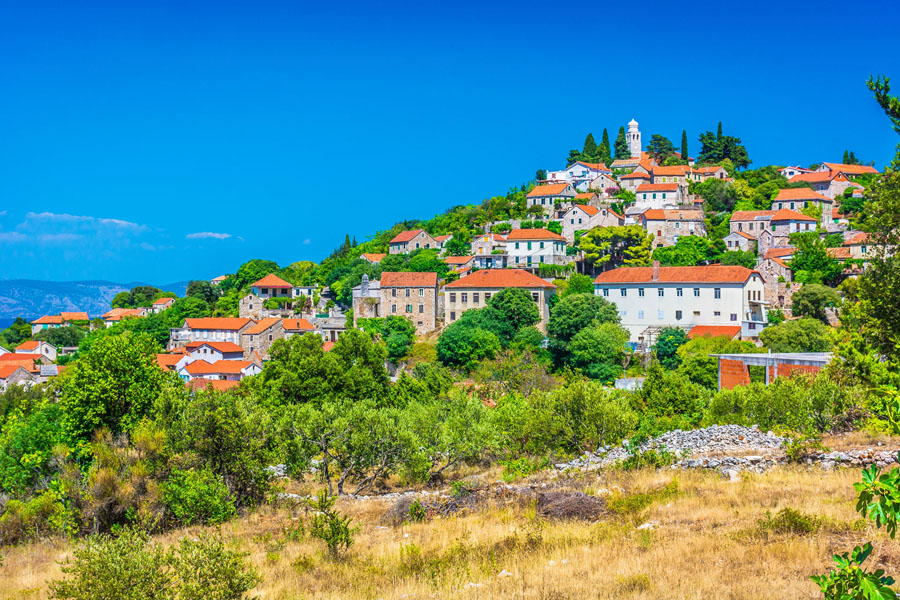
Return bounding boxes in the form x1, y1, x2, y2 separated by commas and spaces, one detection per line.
652, 260, 660, 281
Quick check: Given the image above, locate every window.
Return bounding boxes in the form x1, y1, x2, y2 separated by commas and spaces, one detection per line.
515, 242, 520, 249
406, 304, 412, 313
714, 288, 721, 299
657, 310, 664, 319
652, 193, 657, 200
416, 243, 420, 249
693, 311, 700, 316
473, 293, 479, 304
730, 313, 738, 321
484, 293, 491, 301
391, 288, 397, 298
638, 288, 645, 297
449, 293, 456, 303
461, 293, 468, 303
405, 288, 410, 297
749, 322, 756, 330
602, 288, 609, 297
620, 288, 627, 297
675, 310, 682, 320
419, 288, 424, 297
419, 304, 424, 313
714, 311, 721, 316
638, 310, 645, 319
450, 311, 456, 320
862, 246, 868, 254
540, 241, 545, 249
527, 242, 532, 250
676, 288, 683, 297
675, 221, 680, 229
392, 305, 397, 313
693, 288, 699, 297
658, 288, 664, 297
531, 292, 539, 302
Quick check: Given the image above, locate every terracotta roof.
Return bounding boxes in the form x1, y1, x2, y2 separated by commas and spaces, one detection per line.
505, 228, 566, 241
104, 308, 143, 321
283, 318, 315, 331
211, 275, 228, 282
790, 171, 846, 184
828, 247, 852, 259
611, 158, 640, 167
361, 253, 387, 263
152, 297, 175, 305
620, 172, 651, 179
186, 379, 241, 391
0, 365, 30, 379
0, 353, 42, 362
444, 269, 557, 289
390, 229, 425, 244
433, 234, 452, 242
820, 162, 879, 175
184, 360, 254, 376
251, 274, 292, 288
731, 210, 776, 221
380, 271, 439, 287
573, 161, 609, 171
60, 312, 89, 321
442, 256, 474, 265
184, 317, 254, 331
688, 325, 742, 340
636, 183, 678, 192
574, 193, 596, 200
594, 265, 759, 284
244, 317, 282, 335
832, 208, 845, 219
642, 209, 704, 221
322, 341, 335, 352
774, 188, 831, 202
771, 257, 790, 268
732, 231, 756, 241
15, 341, 40, 351
527, 184, 571, 197
844, 232, 870, 246
764, 247, 795, 259
573, 204, 600, 216
771, 209, 817, 222
652, 166, 690, 176
692, 166, 725, 174
31, 315, 63, 325
185, 341, 245, 353
156, 353, 183, 370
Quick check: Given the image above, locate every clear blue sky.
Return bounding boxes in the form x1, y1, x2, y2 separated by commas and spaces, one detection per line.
1, 0, 898, 283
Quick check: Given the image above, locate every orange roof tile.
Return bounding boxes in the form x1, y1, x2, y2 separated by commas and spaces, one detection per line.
620, 172, 651, 179
184, 360, 254, 376
185, 341, 245, 353
15, 341, 40, 351
282, 318, 314, 331
433, 234, 452, 242
652, 165, 690, 176
636, 183, 678, 192
244, 318, 282, 335
389, 229, 425, 244
322, 341, 335, 352
186, 379, 241, 391
573, 204, 600, 216
156, 353, 183, 370
60, 312, 89, 321
441, 256, 474, 265
688, 325, 742, 340
574, 193, 595, 200
251, 274, 292, 288
574, 161, 609, 171
0, 364, 30, 379
844, 232, 870, 246
31, 315, 63, 325
505, 228, 566, 241
731, 210, 776, 221
380, 271, 439, 287
444, 269, 557, 289
184, 317, 254, 331
828, 247, 852, 259
692, 166, 726, 174
771, 209, 817, 222
642, 209, 704, 221
733, 231, 756, 241
774, 188, 831, 202
790, 171, 846, 184
527, 184, 571, 197
594, 265, 759, 284
152, 297, 175, 305
361, 253, 387, 263
820, 162, 879, 175
764, 247, 795, 259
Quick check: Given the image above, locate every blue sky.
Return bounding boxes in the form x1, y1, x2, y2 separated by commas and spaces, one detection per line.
1, 0, 898, 284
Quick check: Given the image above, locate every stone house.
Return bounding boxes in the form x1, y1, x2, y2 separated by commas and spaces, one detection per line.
788, 171, 852, 199
730, 210, 775, 238
152, 297, 175, 313
283, 318, 316, 339
525, 183, 576, 216
433, 234, 453, 250
561, 204, 623, 244
240, 318, 284, 360
640, 209, 706, 247
770, 209, 817, 236
380, 271, 439, 335
618, 170, 652, 193
756, 248, 796, 310
169, 317, 256, 349
389, 229, 438, 254
689, 166, 728, 182
771, 188, 832, 227
471, 232, 506, 257
723, 231, 756, 253
0, 365, 35, 391
15, 340, 57, 362
817, 162, 879, 176
587, 173, 619, 194
352, 274, 382, 321
505, 228, 569, 269
443, 269, 557, 331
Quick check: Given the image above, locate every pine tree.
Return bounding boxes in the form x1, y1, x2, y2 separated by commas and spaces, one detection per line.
614, 126, 629, 161
716, 121, 723, 141
582, 133, 598, 160
343, 234, 351, 253
681, 130, 689, 162
600, 128, 611, 164
352, 235, 357, 247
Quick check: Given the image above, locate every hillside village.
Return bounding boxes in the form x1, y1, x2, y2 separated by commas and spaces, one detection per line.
0, 119, 883, 392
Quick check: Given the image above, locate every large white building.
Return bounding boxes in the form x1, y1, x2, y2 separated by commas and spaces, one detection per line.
505, 228, 569, 269
593, 263, 768, 347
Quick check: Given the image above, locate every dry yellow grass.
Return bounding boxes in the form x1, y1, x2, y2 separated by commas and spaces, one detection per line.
3, 466, 899, 600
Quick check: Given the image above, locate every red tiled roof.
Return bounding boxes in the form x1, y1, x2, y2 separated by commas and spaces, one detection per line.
790, 171, 846, 183
283, 318, 315, 331
31, 315, 63, 325
444, 269, 557, 289
731, 210, 776, 221
733, 231, 756, 241
642, 209, 704, 221
244, 317, 282, 335
574, 161, 609, 171
527, 184, 571, 197
693, 166, 725, 174
251, 274, 292, 288
152, 297, 175, 305
620, 172, 651, 179
832, 208, 845, 219
361, 253, 387, 263
156, 353, 183, 370
636, 183, 678, 192
390, 229, 425, 244
574, 193, 595, 200
184, 317, 254, 331
652, 165, 690, 176
688, 325, 742, 340
103, 307, 143, 320
442, 256, 474, 265
771, 209, 817, 222
433, 234, 452, 242
774, 188, 831, 202
0, 353, 42, 362
60, 312, 89, 321
574, 204, 600, 216
15, 341, 40, 351
0, 364, 30, 379
594, 265, 759, 284
764, 247, 795, 259
184, 360, 254, 376
820, 162, 879, 175
828, 247, 852, 259
185, 341, 245, 353
186, 379, 241, 391
844, 232, 870, 246
505, 228, 566, 241
380, 271, 439, 287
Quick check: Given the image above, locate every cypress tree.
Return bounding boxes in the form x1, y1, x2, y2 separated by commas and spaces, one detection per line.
716, 121, 723, 141
600, 128, 611, 163
614, 126, 629, 160
843, 150, 850, 164
582, 133, 598, 159
681, 130, 689, 162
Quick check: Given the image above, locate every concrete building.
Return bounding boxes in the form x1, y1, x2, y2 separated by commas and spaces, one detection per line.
711, 352, 831, 390
505, 228, 569, 269
593, 263, 768, 347
443, 269, 557, 331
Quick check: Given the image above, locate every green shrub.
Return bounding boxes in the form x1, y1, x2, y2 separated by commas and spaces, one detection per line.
307, 489, 357, 559
0, 490, 66, 544
758, 508, 823, 535
167, 534, 261, 600
500, 456, 550, 482
162, 468, 236, 526
407, 499, 426, 523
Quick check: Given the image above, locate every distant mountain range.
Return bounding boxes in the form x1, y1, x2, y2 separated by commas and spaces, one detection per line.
0, 279, 191, 323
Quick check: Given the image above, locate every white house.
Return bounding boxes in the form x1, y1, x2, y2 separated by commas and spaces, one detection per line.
546, 162, 610, 188
770, 209, 818, 235
779, 166, 813, 178
635, 183, 683, 208
169, 317, 256, 349
561, 204, 623, 244
178, 359, 261, 383
593, 263, 768, 345
184, 341, 245, 362
152, 297, 175, 313
15, 340, 57, 362
505, 228, 569, 269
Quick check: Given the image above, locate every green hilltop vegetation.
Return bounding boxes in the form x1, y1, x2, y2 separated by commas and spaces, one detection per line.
0, 76, 899, 599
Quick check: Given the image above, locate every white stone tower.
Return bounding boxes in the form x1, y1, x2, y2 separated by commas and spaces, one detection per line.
627, 118, 641, 158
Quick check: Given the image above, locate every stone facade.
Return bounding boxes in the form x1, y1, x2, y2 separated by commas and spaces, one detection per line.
240, 318, 285, 360
389, 230, 438, 254
755, 256, 794, 311
352, 275, 382, 323
380, 272, 439, 335
641, 209, 706, 247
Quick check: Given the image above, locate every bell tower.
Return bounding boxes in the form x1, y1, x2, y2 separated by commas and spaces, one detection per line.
627, 118, 641, 158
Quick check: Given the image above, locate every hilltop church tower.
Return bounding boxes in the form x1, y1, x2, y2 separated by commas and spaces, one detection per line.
627, 118, 642, 158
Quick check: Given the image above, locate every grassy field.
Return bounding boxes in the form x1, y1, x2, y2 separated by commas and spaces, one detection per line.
4, 464, 899, 600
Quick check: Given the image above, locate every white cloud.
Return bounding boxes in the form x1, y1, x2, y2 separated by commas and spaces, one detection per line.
38, 233, 83, 243
0, 231, 26, 243
186, 232, 232, 240
98, 217, 144, 230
